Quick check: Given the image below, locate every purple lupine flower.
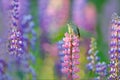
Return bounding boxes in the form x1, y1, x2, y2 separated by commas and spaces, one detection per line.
95, 62, 107, 79
8, 1, 36, 78
21, 14, 37, 50
15, 14, 36, 79
0, 0, 36, 79
55, 40, 64, 79
86, 38, 99, 71
38, 0, 70, 33
108, 13, 120, 80
72, 0, 86, 29
87, 38, 107, 80
61, 25, 80, 80
8, 0, 25, 57
72, 0, 97, 32
16, 55, 36, 80
58, 40, 65, 63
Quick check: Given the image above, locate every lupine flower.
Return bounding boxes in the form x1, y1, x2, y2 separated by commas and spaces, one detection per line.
8, 0, 25, 57
87, 38, 107, 80
7, 0, 36, 79
108, 13, 120, 80
18, 13, 36, 80
58, 40, 65, 63
21, 14, 37, 50
95, 62, 107, 80
55, 40, 64, 79
18, 0, 36, 77
72, 0, 96, 32
21, 14, 36, 63
61, 24, 80, 80
38, 0, 69, 33
86, 38, 99, 71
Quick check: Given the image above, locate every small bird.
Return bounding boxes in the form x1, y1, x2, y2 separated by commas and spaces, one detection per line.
67, 23, 80, 38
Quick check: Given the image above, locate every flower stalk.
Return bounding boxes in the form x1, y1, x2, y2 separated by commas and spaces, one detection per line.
108, 13, 120, 80
87, 37, 107, 80
61, 24, 80, 80
8, 0, 25, 57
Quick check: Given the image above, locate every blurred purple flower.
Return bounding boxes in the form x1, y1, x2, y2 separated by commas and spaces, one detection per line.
72, 0, 86, 28
38, 0, 69, 58
72, 0, 97, 32
0, 0, 10, 39
19, 0, 29, 17
7, 0, 36, 79
0, 59, 7, 76
38, 0, 70, 33
83, 3, 97, 32
54, 40, 64, 79
101, 0, 120, 42
21, 14, 37, 51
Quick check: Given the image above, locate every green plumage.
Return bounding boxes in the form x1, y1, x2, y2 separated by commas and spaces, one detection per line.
68, 23, 80, 37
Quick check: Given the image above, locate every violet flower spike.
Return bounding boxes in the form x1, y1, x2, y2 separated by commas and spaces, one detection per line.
95, 62, 107, 80
108, 13, 120, 80
15, 14, 36, 79
86, 38, 99, 71
8, 0, 25, 57
87, 38, 107, 80
54, 40, 64, 79
9, 0, 36, 78
61, 24, 80, 80
21, 14, 37, 50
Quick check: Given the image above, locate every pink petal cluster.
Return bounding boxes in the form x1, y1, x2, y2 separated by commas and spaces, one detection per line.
61, 32, 80, 80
